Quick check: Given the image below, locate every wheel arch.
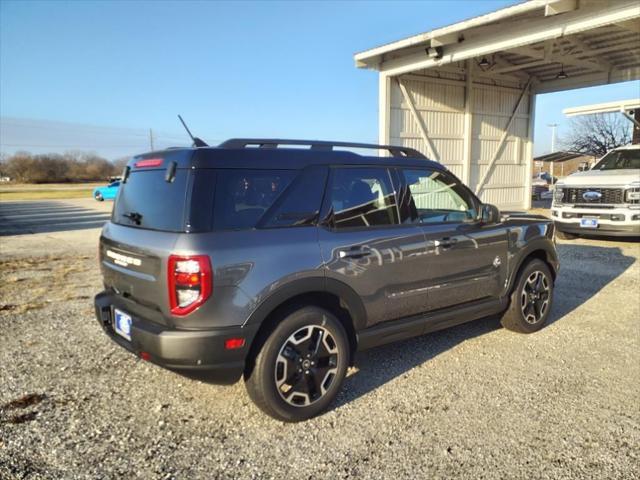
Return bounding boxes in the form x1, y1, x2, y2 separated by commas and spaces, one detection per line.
507, 243, 558, 295
243, 277, 366, 377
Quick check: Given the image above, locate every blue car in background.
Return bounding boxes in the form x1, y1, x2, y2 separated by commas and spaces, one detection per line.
93, 180, 120, 201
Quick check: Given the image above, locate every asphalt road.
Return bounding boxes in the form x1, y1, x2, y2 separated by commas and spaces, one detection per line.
0, 200, 638, 479
0, 199, 112, 236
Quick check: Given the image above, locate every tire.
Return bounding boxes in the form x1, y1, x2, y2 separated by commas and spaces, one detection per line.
555, 230, 577, 240
94, 192, 104, 202
500, 259, 554, 334
244, 306, 350, 422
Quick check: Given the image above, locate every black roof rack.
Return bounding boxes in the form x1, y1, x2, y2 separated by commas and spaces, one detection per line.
218, 138, 426, 159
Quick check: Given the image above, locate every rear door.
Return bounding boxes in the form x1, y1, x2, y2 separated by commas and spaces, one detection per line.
318, 166, 430, 327
398, 168, 508, 311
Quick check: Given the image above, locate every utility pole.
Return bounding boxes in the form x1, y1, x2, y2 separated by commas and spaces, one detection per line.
149, 128, 155, 151
547, 123, 558, 188
548, 123, 558, 153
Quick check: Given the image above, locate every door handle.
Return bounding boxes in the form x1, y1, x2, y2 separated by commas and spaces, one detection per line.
338, 246, 371, 259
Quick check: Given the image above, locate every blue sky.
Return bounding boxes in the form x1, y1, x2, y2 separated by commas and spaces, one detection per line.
1, 0, 638, 159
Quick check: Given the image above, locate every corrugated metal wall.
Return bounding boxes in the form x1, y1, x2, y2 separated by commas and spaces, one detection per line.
388, 71, 532, 209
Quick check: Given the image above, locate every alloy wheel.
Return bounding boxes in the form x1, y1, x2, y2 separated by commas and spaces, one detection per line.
274, 325, 339, 407
520, 270, 550, 324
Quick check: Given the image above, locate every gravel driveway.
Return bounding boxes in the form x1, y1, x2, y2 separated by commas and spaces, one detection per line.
1, 202, 639, 479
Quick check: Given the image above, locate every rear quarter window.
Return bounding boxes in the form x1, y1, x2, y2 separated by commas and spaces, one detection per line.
213, 169, 295, 230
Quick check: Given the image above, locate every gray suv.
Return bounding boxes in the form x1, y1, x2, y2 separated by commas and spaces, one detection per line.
94, 139, 559, 422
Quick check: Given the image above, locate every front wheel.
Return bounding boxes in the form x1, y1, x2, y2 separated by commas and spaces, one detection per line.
94, 192, 104, 202
501, 259, 554, 333
244, 306, 350, 422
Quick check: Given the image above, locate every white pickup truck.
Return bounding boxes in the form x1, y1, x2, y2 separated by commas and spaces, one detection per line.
552, 144, 640, 238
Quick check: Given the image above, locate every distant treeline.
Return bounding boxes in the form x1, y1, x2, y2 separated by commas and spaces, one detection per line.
0, 152, 127, 183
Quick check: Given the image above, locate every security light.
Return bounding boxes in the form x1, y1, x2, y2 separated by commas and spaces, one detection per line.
425, 46, 443, 59
556, 65, 568, 79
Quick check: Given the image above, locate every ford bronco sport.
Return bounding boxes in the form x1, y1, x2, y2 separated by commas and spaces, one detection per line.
94, 139, 559, 422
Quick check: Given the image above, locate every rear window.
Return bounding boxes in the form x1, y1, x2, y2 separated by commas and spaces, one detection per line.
113, 169, 189, 232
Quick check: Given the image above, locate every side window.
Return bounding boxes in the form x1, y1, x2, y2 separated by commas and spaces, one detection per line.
400, 169, 477, 224
259, 166, 328, 228
213, 169, 295, 230
329, 167, 399, 229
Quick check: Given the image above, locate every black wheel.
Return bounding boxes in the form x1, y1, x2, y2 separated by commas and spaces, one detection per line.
501, 259, 554, 333
94, 192, 104, 202
244, 306, 349, 422
555, 230, 577, 240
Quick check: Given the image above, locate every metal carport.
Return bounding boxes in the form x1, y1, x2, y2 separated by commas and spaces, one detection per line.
354, 0, 640, 209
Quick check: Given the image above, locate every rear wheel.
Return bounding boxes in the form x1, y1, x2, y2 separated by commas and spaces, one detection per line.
94, 192, 104, 202
245, 306, 349, 422
501, 259, 554, 333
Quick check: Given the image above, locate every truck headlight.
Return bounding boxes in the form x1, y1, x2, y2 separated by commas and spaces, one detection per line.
553, 188, 564, 203
626, 188, 640, 202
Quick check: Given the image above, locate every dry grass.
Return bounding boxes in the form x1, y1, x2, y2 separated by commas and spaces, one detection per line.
0, 255, 93, 315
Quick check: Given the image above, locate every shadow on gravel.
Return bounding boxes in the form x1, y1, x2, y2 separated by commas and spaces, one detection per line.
338, 314, 502, 409
336, 242, 635, 410
547, 243, 636, 324
0, 201, 111, 236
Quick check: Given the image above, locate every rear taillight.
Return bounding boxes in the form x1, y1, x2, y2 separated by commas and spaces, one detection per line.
168, 254, 212, 316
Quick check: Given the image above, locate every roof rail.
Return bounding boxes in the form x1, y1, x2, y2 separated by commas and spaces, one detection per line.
218, 138, 426, 159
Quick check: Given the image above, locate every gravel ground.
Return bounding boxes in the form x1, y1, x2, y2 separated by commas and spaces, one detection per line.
1, 201, 639, 479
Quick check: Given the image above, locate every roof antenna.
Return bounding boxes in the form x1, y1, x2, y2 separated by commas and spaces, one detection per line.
177, 114, 208, 147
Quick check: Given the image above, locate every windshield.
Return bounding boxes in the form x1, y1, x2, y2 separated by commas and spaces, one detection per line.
592, 149, 640, 171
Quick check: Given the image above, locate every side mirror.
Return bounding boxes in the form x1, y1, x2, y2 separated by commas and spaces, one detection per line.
480, 203, 500, 224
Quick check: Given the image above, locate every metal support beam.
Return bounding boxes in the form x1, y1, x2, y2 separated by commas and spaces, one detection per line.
491, 53, 535, 81
475, 78, 532, 195
569, 35, 613, 71
462, 60, 474, 185
496, 45, 607, 74
524, 92, 537, 210
545, 0, 577, 17
379, 74, 392, 153
396, 78, 440, 161
621, 110, 640, 128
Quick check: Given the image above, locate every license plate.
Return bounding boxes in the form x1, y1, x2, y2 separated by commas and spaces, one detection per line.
580, 218, 598, 229
113, 309, 132, 341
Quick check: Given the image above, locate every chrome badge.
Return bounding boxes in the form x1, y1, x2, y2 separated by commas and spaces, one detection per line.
106, 249, 141, 267
582, 191, 602, 201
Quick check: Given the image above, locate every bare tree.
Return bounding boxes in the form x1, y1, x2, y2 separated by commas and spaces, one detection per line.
562, 113, 632, 157
3, 151, 122, 183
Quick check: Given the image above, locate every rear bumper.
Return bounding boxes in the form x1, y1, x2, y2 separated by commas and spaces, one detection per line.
94, 291, 258, 384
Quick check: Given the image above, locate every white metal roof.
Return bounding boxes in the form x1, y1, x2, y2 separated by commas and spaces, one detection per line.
355, 0, 640, 94
563, 99, 640, 116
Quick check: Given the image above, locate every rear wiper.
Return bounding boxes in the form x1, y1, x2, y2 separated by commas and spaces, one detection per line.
122, 212, 143, 225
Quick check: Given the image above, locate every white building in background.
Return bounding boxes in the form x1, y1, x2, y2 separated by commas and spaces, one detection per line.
355, 0, 640, 209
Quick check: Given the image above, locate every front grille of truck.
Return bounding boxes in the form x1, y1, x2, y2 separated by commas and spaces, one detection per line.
562, 187, 624, 205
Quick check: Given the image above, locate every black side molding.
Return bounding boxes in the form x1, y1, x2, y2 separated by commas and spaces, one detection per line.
356, 297, 507, 351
